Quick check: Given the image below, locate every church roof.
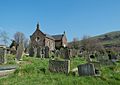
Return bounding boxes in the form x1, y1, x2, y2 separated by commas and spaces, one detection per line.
45, 34, 55, 40
52, 34, 64, 41
31, 23, 65, 41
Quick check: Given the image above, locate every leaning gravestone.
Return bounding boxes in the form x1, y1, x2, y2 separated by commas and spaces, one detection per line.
0, 46, 6, 64
77, 63, 100, 76
49, 59, 70, 74
45, 46, 49, 58
16, 43, 24, 61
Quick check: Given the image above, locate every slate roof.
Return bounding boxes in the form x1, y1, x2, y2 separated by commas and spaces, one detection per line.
52, 34, 64, 41
45, 34, 55, 40
31, 23, 64, 41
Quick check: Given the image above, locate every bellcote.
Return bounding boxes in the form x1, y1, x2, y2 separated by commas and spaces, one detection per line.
36, 22, 40, 30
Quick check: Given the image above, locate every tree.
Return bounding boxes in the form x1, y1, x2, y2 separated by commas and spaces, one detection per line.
81, 35, 105, 53
0, 31, 9, 46
24, 38, 29, 53
72, 37, 80, 49
14, 32, 25, 44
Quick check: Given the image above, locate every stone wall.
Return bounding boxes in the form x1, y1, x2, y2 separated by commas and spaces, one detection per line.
49, 59, 70, 74
45, 38, 55, 51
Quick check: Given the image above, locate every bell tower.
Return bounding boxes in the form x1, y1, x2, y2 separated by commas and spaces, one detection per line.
36, 22, 40, 30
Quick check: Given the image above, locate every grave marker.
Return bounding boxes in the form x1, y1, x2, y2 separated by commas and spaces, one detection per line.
0, 46, 6, 64
49, 59, 70, 74
16, 43, 24, 61
77, 63, 100, 76
45, 46, 49, 58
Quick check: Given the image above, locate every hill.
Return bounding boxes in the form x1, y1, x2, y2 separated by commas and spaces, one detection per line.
68, 31, 120, 48
93, 31, 120, 46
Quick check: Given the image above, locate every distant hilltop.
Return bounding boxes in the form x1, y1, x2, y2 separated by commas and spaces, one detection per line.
68, 31, 120, 49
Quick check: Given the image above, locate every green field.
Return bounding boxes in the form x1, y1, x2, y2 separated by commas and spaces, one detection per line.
0, 55, 120, 85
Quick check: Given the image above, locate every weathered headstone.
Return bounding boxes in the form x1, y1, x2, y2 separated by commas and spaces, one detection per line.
55, 50, 60, 57
41, 48, 45, 58
0, 46, 6, 64
60, 47, 64, 58
69, 49, 78, 57
99, 60, 114, 66
37, 47, 41, 58
29, 46, 34, 57
60, 48, 70, 59
16, 43, 24, 61
45, 46, 49, 58
10, 46, 17, 55
64, 48, 70, 59
77, 63, 100, 76
49, 59, 70, 74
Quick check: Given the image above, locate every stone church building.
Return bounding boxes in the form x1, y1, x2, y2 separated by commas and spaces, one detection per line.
29, 23, 67, 57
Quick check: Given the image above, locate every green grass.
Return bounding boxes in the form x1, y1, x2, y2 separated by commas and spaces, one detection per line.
0, 56, 119, 85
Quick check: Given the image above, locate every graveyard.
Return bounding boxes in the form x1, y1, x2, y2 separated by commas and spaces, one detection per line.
0, 23, 119, 85
0, 0, 120, 85
0, 54, 119, 85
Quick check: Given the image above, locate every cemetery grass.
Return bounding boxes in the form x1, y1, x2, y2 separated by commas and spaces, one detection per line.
0, 56, 119, 85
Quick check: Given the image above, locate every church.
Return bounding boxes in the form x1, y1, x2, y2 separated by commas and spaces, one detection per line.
30, 23, 67, 51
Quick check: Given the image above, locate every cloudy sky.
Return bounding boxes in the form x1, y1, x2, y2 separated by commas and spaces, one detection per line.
0, 0, 120, 42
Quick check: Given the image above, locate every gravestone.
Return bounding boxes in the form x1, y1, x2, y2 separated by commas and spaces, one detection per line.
55, 50, 60, 57
29, 46, 34, 57
60, 48, 70, 59
99, 60, 114, 66
41, 48, 45, 58
49, 59, 70, 74
0, 46, 6, 64
10, 46, 17, 55
64, 48, 70, 59
60, 48, 64, 58
37, 47, 41, 58
77, 63, 100, 76
69, 49, 78, 57
45, 46, 49, 58
16, 43, 24, 61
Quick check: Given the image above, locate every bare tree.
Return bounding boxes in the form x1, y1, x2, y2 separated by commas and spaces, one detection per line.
14, 32, 25, 44
72, 37, 80, 49
0, 31, 9, 46
81, 35, 105, 53
24, 38, 29, 53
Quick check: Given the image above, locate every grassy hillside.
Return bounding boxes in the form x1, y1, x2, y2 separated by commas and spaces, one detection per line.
93, 31, 120, 46
0, 56, 120, 85
68, 31, 120, 48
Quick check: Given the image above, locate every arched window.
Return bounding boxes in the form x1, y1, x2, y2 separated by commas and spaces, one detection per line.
36, 37, 40, 42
